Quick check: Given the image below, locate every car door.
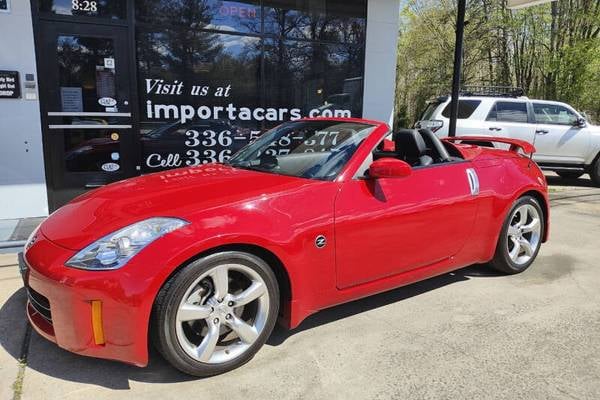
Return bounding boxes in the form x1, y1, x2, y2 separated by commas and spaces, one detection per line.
334, 162, 479, 289
484, 100, 537, 147
531, 102, 590, 164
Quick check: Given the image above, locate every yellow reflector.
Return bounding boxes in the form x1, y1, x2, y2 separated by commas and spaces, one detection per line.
91, 300, 105, 345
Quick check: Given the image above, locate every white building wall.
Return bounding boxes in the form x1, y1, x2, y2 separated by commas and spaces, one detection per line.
362, 0, 401, 127
0, 0, 48, 219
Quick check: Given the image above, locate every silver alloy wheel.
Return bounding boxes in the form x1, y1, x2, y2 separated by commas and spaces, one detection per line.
506, 203, 542, 266
175, 263, 269, 364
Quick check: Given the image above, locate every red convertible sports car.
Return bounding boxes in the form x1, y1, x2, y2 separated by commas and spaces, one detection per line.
21, 118, 548, 376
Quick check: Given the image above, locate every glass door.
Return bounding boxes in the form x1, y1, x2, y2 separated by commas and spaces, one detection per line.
38, 22, 136, 211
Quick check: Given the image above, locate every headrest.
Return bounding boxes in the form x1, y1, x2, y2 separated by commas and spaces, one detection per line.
394, 129, 427, 158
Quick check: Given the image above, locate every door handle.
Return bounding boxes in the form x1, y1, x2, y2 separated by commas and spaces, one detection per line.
466, 168, 480, 196
489, 127, 502, 131
535, 129, 549, 135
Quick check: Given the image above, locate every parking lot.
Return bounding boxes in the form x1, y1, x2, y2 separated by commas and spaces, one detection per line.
1, 173, 599, 400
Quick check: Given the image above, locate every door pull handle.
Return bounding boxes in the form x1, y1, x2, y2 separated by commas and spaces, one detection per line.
466, 168, 480, 196
535, 129, 549, 135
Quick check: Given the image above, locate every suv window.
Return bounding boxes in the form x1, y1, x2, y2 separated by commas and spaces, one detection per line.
441, 100, 481, 119
487, 101, 529, 123
420, 102, 440, 121
533, 103, 578, 126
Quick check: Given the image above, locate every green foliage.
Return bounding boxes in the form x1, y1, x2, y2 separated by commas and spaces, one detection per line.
395, 0, 600, 127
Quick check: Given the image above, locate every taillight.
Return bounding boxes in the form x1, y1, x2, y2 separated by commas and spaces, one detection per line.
418, 120, 444, 133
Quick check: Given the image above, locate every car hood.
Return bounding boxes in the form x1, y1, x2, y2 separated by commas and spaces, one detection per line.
41, 164, 310, 250
587, 123, 600, 132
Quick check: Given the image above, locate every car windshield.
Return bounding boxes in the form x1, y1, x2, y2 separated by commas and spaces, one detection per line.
226, 120, 376, 180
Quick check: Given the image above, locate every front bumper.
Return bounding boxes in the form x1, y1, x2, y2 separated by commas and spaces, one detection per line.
22, 233, 152, 366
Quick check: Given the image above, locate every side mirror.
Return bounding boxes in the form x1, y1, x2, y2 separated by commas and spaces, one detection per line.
574, 117, 587, 128
368, 158, 412, 179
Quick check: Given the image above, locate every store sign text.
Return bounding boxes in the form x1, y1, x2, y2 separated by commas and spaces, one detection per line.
219, 4, 257, 19
0, 71, 20, 99
72, 0, 98, 12
144, 79, 351, 124
142, 78, 352, 170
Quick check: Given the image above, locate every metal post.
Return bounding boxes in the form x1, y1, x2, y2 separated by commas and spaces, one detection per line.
448, 0, 467, 137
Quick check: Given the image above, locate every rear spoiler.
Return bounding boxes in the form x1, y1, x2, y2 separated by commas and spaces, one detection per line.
442, 136, 536, 155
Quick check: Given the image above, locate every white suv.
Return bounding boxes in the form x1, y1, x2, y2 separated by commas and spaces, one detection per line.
416, 94, 600, 185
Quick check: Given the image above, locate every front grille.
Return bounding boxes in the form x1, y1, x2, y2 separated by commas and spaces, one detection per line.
27, 288, 52, 323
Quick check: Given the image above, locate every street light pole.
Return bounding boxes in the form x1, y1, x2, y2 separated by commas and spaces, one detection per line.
448, 0, 467, 137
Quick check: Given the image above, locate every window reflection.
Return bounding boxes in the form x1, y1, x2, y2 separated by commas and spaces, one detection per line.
134, 0, 367, 173
137, 30, 261, 112
136, 0, 261, 33
57, 36, 116, 113
264, 39, 365, 124
264, 0, 367, 43
137, 28, 262, 172
64, 130, 123, 172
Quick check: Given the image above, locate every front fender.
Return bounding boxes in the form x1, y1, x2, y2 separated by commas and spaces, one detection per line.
127, 181, 339, 360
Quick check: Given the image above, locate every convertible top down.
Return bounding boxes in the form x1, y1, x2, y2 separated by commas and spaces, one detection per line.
22, 118, 548, 376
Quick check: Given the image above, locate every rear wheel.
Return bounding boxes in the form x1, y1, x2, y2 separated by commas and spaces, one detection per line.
152, 252, 279, 377
590, 157, 600, 186
556, 171, 583, 180
490, 196, 544, 274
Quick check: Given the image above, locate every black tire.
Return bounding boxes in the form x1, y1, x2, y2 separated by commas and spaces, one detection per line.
590, 157, 600, 186
556, 171, 583, 180
489, 196, 545, 275
151, 251, 280, 377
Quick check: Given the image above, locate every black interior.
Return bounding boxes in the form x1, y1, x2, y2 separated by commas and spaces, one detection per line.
373, 128, 463, 167
394, 129, 434, 167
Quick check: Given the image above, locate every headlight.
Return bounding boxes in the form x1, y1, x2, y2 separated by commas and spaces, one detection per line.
65, 217, 188, 270
24, 224, 41, 252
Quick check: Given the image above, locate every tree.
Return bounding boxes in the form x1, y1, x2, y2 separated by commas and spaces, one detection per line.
395, 0, 600, 128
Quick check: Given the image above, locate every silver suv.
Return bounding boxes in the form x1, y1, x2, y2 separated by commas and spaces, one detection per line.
416, 93, 600, 185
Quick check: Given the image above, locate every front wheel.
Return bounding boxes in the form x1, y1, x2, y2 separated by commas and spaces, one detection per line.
152, 252, 279, 377
489, 196, 544, 274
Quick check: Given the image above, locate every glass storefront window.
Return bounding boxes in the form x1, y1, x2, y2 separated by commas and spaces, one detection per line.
136, 28, 263, 172
57, 35, 117, 113
264, 0, 367, 43
136, 0, 261, 33
37, 0, 368, 193
63, 130, 124, 173
134, 0, 367, 173
39, 0, 126, 19
264, 39, 365, 126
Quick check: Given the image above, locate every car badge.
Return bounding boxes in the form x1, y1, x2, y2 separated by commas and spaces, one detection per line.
315, 235, 327, 249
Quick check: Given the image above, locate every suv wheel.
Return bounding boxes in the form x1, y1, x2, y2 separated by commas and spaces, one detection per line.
591, 157, 600, 186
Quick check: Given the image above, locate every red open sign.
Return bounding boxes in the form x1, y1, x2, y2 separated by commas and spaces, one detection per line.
219, 4, 257, 19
